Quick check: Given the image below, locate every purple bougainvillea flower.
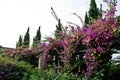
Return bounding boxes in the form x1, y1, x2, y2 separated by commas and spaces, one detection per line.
69, 35, 74, 40
97, 46, 102, 52
62, 39, 68, 46
82, 36, 91, 45
11, 63, 16, 67
47, 43, 53, 50
25, 49, 32, 56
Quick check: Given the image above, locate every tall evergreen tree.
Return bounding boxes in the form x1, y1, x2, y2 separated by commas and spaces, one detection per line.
97, 4, 103, 18
99, 4, 102, 17
32, 26, 41, 48
36, 26, 41, 42
55, 19, 62, 38
84, 12, 89, 26
32, 37, 37, 48
16, 35, 22, 48
23, 27, 30, 48
88, 0, 99, 22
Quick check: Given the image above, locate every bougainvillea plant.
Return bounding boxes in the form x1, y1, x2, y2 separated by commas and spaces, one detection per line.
38, 0, 120, 79
4, 0, 120, 79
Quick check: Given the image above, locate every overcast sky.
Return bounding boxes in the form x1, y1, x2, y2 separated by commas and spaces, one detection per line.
0, 0, 120, 48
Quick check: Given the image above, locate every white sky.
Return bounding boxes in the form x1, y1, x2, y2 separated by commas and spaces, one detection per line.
0, 0, 120, 48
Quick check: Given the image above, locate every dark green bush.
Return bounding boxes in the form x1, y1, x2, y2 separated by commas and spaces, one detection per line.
0, 56, 83, 80
0, 56, 34, 80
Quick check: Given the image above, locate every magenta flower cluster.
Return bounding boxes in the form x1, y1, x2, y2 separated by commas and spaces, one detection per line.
37, 1, 120, 77
5, 0, 120, 78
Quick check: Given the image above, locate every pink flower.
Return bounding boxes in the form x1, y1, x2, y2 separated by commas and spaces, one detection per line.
47, 44, 53, 50
62, 39, 68, 46
97, 46, 102, 52
69, 35, 74, 39
82, 36, 91, 45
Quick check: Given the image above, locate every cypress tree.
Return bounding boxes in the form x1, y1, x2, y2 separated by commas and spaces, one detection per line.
99, 4, 102, 17
84, 12, 89, 26
32, 26, 41, 48
55, 19, 62, 38
88, 0, 99, 22
16, 35, 22, 48
36, 26, 41, 42
23, 27, 30, 48
32, 37, 36, 48
0, 46, 3, 56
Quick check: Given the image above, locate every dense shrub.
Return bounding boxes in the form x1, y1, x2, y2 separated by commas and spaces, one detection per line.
0, 56, 34, 80
37, 1, 120, 79
0, 0, 120, 80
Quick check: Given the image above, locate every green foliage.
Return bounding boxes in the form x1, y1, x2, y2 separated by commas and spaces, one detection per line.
105, 56, 120, 80
18, 54, 37, 67
0, 56, 34, 80
84, 12, 89, 26
116, 26, 120, 35
16, 35, 23, 48
85, 1, 102, 26
0, 0, 120, 80
32, 26, 41, 48
55, 19, 62, 38
0, 56, 83, 80
114, 26, 120, 49
23, 27, 30, 48
32, 37, 37, 48
29, 68, 83, 80
0, 47, 3, 57
88, 0, 99, 22
99, 4, 102, 17
115, 15, 120, 21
